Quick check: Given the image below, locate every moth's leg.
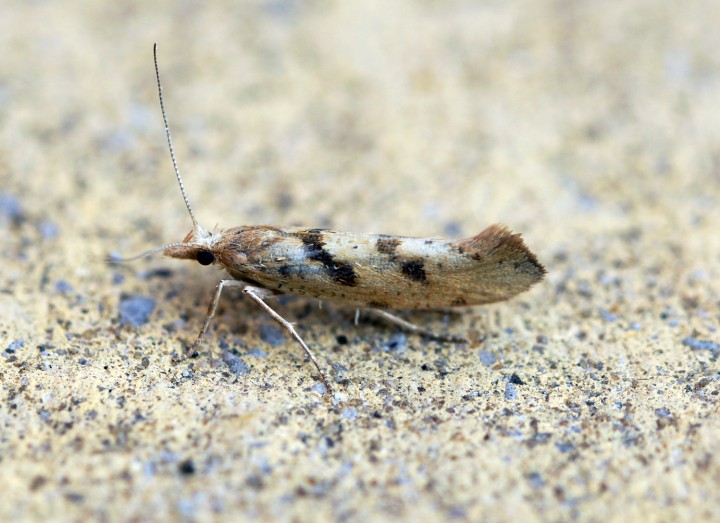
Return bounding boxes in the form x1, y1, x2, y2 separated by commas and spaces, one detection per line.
368, 309, 468, 343
243, 285, 331, 392
354, 309, 361, 326
174, 279, 246, 362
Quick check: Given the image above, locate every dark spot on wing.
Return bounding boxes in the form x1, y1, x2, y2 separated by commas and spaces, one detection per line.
376, 237, 401, 256
293, 229, 358, 286
327, 263, 358, 286
401, 259, 427, 283
294, 229, 326, 251
368, 300, 389, 309
450, 296, 467, 306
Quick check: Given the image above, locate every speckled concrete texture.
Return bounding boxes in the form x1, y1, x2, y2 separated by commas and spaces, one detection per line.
1, 1, 719, 522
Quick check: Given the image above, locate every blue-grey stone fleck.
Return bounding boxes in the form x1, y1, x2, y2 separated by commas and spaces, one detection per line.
341, 407, 357, 421
331, 361, 348, 372
119, 295, 157, 327
556, 442, 575, 453
0, 193, 22, 223
478, 350, 496, 367
577, 191, 599, 211
443, 221, 463, 237
222, 350, 251, 376
505, 382, 518, 401
527, 472, 544, 488
264, 0, 300, 19
139, 268, 173, 280
381, 333, 407, 352
246, 348, 268, 358
682, 337, 720, 352
600, 309, 618, 322
448, 507, 467, 519
37, 220, 59, 239
55, 280, 74, 294
6, 339, 24, 352
259, 323, 285, 347
311, 382, 328, 395
655, 407, 672, 418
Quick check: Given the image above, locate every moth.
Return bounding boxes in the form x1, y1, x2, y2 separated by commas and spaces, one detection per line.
119, 45, 546, 391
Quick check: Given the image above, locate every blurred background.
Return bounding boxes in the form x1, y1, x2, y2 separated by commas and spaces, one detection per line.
1, 1, 719, 521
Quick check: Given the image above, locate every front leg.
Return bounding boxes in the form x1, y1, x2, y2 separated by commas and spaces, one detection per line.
174, 279, 331, 392
175, 279, 246, 362
242, 286, 331, 392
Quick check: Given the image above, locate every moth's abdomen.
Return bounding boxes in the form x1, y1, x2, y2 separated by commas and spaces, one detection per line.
216, 225, 544, 310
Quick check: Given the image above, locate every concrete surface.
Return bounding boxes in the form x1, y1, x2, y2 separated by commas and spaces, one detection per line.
1, 1, 718, 521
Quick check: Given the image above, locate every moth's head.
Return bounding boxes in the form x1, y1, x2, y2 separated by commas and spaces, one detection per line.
108, 225, 224, 267
163, 225, 224, 266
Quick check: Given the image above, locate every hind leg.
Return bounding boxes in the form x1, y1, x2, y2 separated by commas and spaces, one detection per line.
367, 309, 468, 343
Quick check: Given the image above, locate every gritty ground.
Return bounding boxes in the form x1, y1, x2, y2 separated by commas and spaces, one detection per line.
1, 1, 719, 522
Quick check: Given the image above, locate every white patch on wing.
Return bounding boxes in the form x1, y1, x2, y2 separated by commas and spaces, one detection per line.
396, 237, 448, 258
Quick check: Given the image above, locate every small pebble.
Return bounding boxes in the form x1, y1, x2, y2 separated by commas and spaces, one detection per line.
600, 310, 618, 322
504, 382, 518, 401
341, 407, 357, 421
311, 382, 328, 395
0, 192, 22, 224
259, 323, 285, 347
381, 333, 407, 352
55, 280, 74, 294
37, 220, 59, 239
119, 295, 157, 327
682, 337, 720, 352
222, 350, 251, 376
478, 350, 496, 367
555, 442, 575, 453
6, 339, 24, 352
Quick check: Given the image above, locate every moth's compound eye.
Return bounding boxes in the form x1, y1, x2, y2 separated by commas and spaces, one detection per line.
196, 251, 214, 266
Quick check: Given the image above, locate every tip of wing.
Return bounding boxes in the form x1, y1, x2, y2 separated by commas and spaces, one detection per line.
456, 224, 546, 282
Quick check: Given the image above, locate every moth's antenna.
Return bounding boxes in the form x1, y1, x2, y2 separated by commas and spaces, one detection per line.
106, 242, 197, 263
153, 43, 199, 228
